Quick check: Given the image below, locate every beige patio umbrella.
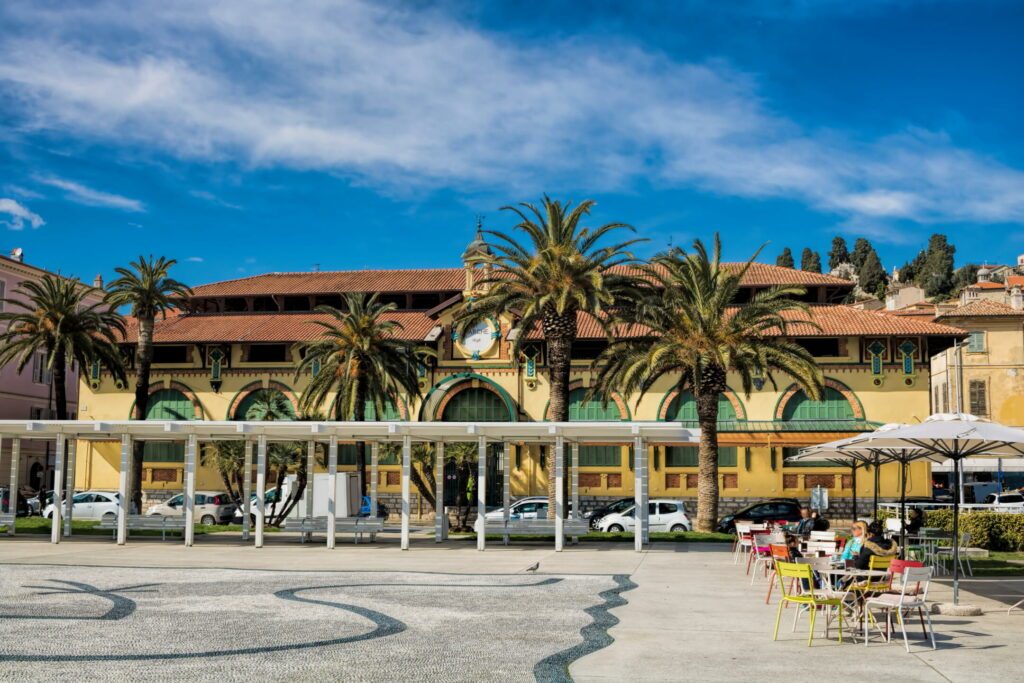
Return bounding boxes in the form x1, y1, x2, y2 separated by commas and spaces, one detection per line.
848, 413, 1024, 604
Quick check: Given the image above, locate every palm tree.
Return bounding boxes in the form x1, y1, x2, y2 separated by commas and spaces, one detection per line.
106, 256, 192, 512
0, 275, 126, 419
243, 389, 295, 421
456, 196, 642, 516
591, 235, 824, 532
200, 441, 245, 504
296, 292, 433, 495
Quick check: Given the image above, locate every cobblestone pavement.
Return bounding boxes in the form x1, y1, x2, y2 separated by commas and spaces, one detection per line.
0, 564, 633, 682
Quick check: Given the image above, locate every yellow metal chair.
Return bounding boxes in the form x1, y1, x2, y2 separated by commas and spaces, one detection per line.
849, 555, 895, 596
773, 561, 845, 646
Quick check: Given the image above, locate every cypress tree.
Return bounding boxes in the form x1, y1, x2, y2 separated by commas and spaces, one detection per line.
828, 236, 850, 270
919, 234, 956, 297
800, 248, 822, 273
851, 238, 875, 270
776, 247, 795, 269
858, 250, 888, 298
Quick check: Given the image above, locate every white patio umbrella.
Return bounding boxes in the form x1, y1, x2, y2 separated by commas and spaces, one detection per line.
796, 425, 937, 552
849, 413, 1024, 604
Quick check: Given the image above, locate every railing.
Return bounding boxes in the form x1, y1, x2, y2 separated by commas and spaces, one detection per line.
879, 502, 1024, 513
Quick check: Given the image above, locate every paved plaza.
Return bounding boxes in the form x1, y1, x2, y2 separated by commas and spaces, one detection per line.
1, 536, 1023, 681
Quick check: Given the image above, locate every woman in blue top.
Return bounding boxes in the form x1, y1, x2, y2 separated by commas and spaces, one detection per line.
839, 521, 867, 563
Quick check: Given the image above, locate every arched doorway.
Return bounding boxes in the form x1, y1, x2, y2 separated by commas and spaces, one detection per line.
662, 391, 739, 467
440, 386, 513, 506
143, 388, 199, 462
568, 388, 624, 467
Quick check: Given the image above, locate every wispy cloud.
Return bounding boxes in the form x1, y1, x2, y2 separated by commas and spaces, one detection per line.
189, 189, 241, 210
3, 184, 44, 200
0, 1, 1021, 227
186, 256, 204, 262
0, 198, 44, 230
33, 175, 144, 212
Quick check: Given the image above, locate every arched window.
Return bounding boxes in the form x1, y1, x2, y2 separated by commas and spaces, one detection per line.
232, 389, 295, 421
664, 391, 738, 467
568, 388, 623, 467
143, 389, 195, 462
441, 387, 513, 422
782, 387, 855, 422
362, 400, 403, 465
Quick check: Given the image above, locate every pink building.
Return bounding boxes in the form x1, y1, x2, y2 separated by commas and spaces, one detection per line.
1, 248, 98, 495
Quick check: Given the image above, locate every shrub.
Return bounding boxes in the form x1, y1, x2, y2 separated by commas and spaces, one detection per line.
875, 508, 1024, 551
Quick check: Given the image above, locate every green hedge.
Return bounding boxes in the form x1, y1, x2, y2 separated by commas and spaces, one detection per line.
878, 509, 1024, 551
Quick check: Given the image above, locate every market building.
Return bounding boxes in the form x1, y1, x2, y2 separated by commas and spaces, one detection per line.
74, 235, 966, 515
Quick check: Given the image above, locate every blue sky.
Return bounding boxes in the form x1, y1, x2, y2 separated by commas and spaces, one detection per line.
2, 0, 1023, 286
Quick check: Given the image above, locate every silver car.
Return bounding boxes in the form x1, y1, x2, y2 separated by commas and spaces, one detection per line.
148, 491, 237, 525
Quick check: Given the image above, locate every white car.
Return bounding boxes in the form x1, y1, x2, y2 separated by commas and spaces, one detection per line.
983, 491, 1024, 511
43, 491, 120, 522
473, 497, 550, 533
148, 491, 238, 525
597, 499, 691, 533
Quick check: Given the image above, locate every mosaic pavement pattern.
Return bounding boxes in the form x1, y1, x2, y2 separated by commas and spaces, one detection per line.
0, 564, 634, 682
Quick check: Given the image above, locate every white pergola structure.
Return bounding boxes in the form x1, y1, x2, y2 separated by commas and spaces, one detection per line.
0, 420, 698, 552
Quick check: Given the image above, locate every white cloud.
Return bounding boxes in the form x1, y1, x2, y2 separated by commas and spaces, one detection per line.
189, 189, 241, 210
33, 175, 144, 212
186, 256, 204, 262
0, 1, 1022, 226
0, 198, 44, 230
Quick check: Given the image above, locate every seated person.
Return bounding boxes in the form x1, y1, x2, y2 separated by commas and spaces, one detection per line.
795, 507, 815, 536
905, 508, 924, 535
854, 521, 899, 570
838, 521, 867, 563
811, 510, 830, 532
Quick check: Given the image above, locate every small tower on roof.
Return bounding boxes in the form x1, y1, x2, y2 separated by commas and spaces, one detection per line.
462, 216, 493, 292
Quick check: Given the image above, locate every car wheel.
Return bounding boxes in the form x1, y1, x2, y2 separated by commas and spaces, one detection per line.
670, 524, 686, 532
200, 514, 217, 526
101, 512, 116, 523
607, 524, 624, 533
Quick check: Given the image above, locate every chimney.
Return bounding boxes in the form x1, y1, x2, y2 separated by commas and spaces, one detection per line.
93, 274, 104, 289
1011, 285, 1023, 311
8, 247, 24, 262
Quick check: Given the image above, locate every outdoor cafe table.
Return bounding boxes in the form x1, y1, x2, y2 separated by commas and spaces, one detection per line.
905, 533, 951, 574
817, 568, 891, 638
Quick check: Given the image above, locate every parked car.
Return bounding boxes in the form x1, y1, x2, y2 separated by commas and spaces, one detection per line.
0, 488, 31, 517
472, 496, 560, 533
232, 489, 286, 525
25, 490, 53, 516
583, 497, 634, 530
597, 499, 691, 533
932, 487, 954, 503
147, 491, 237, 525
43, 491, 120, 521
983, 491, 1024, 510
715, 498, 802, 534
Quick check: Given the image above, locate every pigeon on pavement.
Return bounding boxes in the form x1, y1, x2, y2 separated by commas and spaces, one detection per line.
526, 562, 540, 573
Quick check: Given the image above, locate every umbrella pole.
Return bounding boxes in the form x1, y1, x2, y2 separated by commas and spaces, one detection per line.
899, 458, 907, 559
873, 462, 880, 520
851, 464, 858, 521
953, 457, 961, 605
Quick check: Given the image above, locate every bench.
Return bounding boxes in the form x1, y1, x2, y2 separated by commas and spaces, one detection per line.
0, 513, 14, 534
485, 518, 590, 545
281, 516, 385, 544
98, 514, 187, 540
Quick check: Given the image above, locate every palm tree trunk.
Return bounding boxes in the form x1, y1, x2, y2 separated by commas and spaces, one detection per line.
546, 332, 572, 519
694, 390, 721, 533
51, 350, 68, 420
131, 315, 155, 514
353, 383, 368, 497
410, 464, 436, 510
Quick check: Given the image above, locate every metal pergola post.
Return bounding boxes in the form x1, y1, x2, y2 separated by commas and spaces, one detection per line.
183, 434, 197, 547
370, 441, 379, 521
242, 440, 253, 542
555, 436, 565, 552
304, 440, 315, 542
326, 435, 338, 550
255, 434, 267, 549
63, 438, 77, 537
6, 438, 19, 536
502, 441, 511, 532
571, 441, 580, 544
476, 435, 486, 551
401, 434, 412, 550
634, 435, 647, 552
50, 432, 65, 544
434, 441, 445, 542
117, 434, 131, 545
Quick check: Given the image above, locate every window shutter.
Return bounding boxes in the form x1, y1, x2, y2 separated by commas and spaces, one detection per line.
969, 380, 988, 417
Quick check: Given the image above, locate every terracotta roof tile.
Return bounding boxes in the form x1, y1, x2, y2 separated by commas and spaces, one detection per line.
936, 299, 1024, 319
190, 263, 851, 299
121, 311, 437, 343
191, 269, 466, 297
1007, 275, 1024, 288
968, 281, 1005, 290
526, 304, 963, 340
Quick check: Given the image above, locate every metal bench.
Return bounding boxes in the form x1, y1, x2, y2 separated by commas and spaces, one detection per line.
485, 518, 590, 545
98, 514, 187, 540
0, 513, 14, 534
282, 516, 385, 544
